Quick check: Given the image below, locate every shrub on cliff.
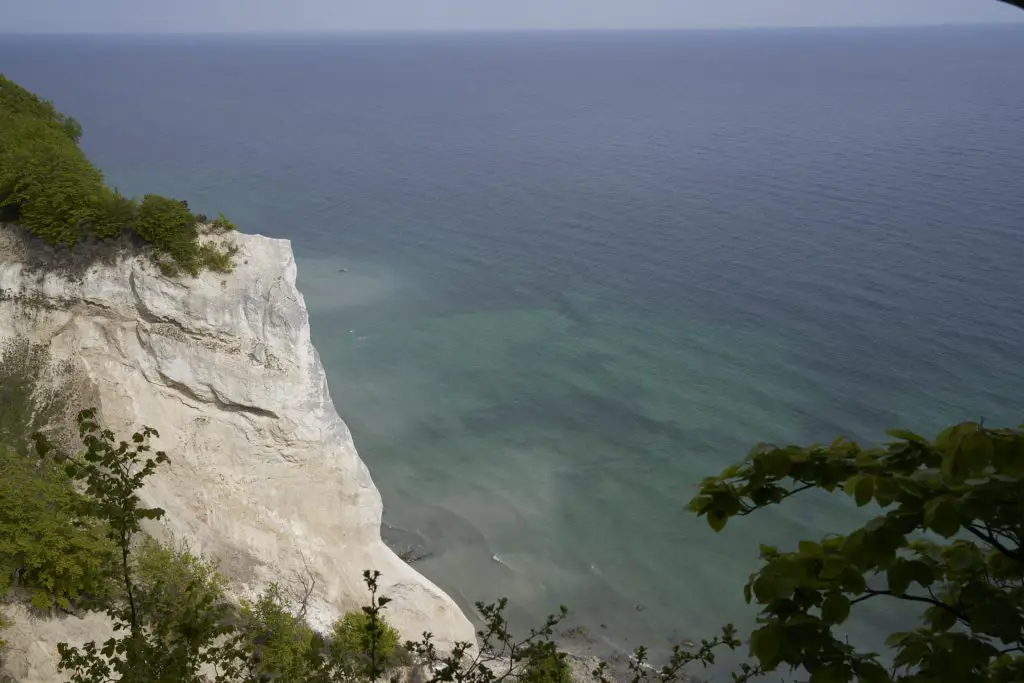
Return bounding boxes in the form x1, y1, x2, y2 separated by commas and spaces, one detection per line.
0, 75, 81, 144
0, 339, 117, 614
236, 582, 323, 681
0, 338, 115, 613
332, 607, 405, 677
211, 211, 237, 232
0, 444, 117, 612
135, 195, 202, 276
0, 89, 105, 247
130, 536, 236, 672
519, 648, 572, 683
88, 189, 138, 240
0, 74, 234, 276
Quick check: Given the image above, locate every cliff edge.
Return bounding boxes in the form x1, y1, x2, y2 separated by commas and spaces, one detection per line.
0, 225, 475, 679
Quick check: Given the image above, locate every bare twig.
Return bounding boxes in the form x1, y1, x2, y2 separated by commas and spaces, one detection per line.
287, 553, 317, 620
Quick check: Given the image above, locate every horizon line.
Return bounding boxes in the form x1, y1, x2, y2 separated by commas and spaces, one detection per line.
2, 21, 1022, 38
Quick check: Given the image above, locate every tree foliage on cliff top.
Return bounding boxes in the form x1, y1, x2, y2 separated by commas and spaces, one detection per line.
0, 74, 233, 276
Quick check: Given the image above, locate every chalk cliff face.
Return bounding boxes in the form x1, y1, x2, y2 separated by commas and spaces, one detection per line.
0, 226, 475, 678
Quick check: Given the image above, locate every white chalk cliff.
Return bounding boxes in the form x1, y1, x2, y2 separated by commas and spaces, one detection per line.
0, 225, 476, 679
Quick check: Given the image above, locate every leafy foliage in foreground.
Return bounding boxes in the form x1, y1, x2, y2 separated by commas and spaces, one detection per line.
690, 422, 1024, 683
35, 410, 732, 683
332, 604, 405, 678
0, 74, 234, 275
4, 342, 1023, 682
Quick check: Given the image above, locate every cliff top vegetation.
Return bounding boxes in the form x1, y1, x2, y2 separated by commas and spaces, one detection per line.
0, 75, 234, 277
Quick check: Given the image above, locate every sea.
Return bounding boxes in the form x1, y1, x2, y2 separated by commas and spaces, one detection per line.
2, 25, 1023, 678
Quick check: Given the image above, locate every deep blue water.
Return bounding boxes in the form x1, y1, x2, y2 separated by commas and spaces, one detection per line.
2, 26, 1023, 676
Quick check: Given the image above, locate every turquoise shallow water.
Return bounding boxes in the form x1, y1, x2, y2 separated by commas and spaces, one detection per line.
3, 26, 1024, 675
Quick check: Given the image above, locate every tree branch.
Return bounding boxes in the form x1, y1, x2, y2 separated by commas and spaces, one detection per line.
964, 523, 1024, 563
737, 483, 816, 515
849, 589, 967, 623
288, 554, 317, 621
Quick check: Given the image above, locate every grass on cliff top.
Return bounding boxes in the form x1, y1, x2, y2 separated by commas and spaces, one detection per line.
0, 74, 235, 276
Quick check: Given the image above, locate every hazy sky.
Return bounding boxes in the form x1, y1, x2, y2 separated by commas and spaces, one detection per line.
1, 0, 1021, 33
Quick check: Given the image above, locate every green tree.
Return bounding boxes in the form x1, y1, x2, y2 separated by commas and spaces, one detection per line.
134, 194, 202, 276
332, 609, 403, 679
235, 582, 322, 681
40, 413, 240, 683
0, 94, 104, 247
0, 444, 115, 612
129, 536, 237, 681
0, 337, 113, 613
518, 646, 571, 683
89, 189, 138, 240
321, 570, 408, 681
0, 74, 235, 274
55, 409, 173, 682
689, 422, 1024, 683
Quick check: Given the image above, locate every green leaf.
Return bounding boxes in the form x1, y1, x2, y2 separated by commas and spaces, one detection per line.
893, 639, 930, 668
886, 428, 927, 445
820, 556, 847, 581
855, 661, 891, 683
959, 431, 994, 474
751, 574, 780, 602
707, 508, 728, 532
885, 632, 911, 648
935, 422, 972, 451
927, 605, 957, 632
969, 599, 1020, 642
749, 625, 781, 665
842, 569, 868, 596
687, 495, 712, 514
992, 436, 1024, 477
842, 529, 866, 559
821, 593, 851, 624
873, 478, 900, 507
923, 497, 960, 537
886, 561, 912, 596
854, 477, 874, 507
760, 449, 794, 478
810, 664, 852, 683
843, 476, 860, 496
799, 540, 823, 557
905, 560, 935, 588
